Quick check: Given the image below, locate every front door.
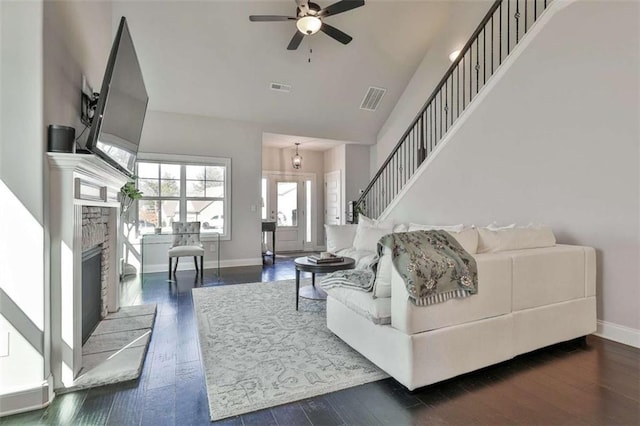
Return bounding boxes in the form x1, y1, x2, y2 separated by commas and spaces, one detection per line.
264, 173, 315, 252
274, 179, 304, 251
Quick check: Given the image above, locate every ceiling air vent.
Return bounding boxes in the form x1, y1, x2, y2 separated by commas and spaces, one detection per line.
270, 82, 292, 93
360, 86, 386, 111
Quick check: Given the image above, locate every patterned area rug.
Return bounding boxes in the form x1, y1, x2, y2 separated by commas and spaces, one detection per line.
192, 279, 388, 421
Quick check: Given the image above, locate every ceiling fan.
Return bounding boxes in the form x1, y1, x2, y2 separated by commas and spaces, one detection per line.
249, 0, 365, 50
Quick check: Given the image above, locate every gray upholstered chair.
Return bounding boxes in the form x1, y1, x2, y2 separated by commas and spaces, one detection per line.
168, 222, 204, 280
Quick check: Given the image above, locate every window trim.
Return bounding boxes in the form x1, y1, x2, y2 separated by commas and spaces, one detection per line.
136, 152, 231, 241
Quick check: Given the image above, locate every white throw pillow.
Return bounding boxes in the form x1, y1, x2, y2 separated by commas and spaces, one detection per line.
486, 222, 516, 230
406, 223, 476, 252
477, 225, 556, 253
374, 246, 393, 298
408, 223, 465, 232
324, 224, 357, 253
448, 227, 479, 254
353, 225, 394, 252
353, 215, 394, 252
393, 223, 408, 233
358, 215, 393, 229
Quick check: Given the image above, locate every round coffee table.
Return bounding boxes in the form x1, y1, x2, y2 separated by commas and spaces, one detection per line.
294, 256, 355, 310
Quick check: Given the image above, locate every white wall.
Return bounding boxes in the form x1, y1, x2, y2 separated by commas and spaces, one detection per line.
262, 146, 325, 249
323, 144, 372, 224
344, 144, 371, 207
376, 1, 492, 170
43, 1, 112, 134
139, 111, 262, 265
385, 1, 640, 334
0, 0, 113, 413
0, 0, 46, 401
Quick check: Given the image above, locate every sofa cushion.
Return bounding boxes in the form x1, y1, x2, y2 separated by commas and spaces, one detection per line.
324, 286, 391, 325
325, 224, 357, 253
448, 228, 479, 254
407, 223, 464, 232
393, 223, 408, 233
373, 228, 478, 298
477, 225, 556, 253
353, 216, 394, 252
374, 246, 393, 298
359, 214, 393, 229
486, 222, 516, 230
391, 252, 512, 335
508, 245, 587, 311
405, 224, 477, 254
335, 248, 376, 270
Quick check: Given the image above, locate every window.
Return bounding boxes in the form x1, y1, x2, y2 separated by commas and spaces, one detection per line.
276, 181, 298, 227
261, 178, 267, 220
305, 179, 312, 243
135, 154, 231, 240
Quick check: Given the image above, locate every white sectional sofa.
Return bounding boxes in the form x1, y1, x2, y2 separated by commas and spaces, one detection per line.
322, 222, 597, 390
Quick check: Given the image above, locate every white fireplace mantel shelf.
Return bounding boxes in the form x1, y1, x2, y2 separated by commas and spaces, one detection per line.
47, 153, 128, 207
47, 152, 128, 390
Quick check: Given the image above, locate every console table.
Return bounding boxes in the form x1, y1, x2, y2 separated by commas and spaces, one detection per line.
261, 221, 276, 262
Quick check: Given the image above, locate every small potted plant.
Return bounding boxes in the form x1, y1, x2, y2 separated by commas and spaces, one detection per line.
119, 178, 143, 279
119, 179, 143, 216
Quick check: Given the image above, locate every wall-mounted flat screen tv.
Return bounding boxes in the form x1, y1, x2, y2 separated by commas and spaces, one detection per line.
85, 17, 148, 177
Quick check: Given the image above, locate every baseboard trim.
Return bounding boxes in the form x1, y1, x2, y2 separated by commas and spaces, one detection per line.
212, 258, 263, 268
594, 320, 640, 349
143, 257, 262, 273
0, 380, 51, 418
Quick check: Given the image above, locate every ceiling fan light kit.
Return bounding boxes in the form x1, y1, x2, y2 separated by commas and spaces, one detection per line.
249, 0, 365, 50
297, 16, 322, 35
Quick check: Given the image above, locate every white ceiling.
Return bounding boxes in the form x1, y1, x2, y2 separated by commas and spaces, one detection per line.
262, 132, 353, 151
112, 1, 459, 147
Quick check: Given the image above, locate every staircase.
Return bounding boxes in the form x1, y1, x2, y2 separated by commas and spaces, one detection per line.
355, 0, 554, 220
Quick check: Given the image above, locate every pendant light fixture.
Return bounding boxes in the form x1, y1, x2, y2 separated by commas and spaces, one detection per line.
292, 143, 303, 169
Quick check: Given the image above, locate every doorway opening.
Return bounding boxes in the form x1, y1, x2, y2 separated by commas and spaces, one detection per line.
262, 172, 316, 252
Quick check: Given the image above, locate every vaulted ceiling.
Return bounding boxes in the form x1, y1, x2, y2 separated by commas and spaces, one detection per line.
112, 1, 469, 145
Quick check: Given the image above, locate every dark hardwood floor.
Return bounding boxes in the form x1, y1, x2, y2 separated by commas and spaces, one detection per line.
3, 255, 639, 425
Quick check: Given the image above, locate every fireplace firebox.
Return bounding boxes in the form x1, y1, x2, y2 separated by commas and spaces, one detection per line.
81, 246, 102, 344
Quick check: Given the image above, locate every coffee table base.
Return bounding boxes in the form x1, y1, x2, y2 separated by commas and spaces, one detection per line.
295, 256, 355, 310
299, 284, 327, 300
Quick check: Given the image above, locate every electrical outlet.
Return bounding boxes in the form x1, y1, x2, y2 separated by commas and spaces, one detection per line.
0, 331, 9, 357
210, 244, 216, 252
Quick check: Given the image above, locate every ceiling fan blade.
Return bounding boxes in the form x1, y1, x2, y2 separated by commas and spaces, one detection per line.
320, 23, 353, 45
249, 15, 296, 22
287, 31, 305, 50
319, 0, 365, 17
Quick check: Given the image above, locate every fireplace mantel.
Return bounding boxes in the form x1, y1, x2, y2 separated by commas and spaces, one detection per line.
47, 153, 128, 389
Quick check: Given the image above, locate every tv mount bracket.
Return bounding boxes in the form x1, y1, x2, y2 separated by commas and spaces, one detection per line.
81, 91, 100, 127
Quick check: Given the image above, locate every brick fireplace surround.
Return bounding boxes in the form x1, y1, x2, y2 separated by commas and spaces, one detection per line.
82, 206, 111, 320
47, 153, 127, 390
